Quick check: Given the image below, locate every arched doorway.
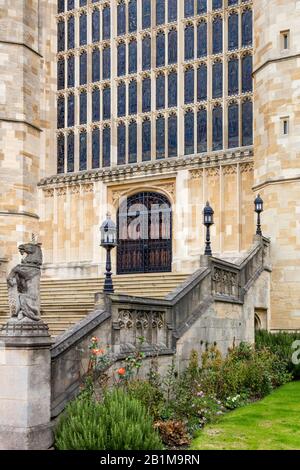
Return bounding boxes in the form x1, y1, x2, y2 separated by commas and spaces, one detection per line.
117, 192, 172, 274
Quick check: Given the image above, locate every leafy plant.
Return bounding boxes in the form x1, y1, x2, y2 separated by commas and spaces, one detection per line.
55, 388, 164, 450
154, 421, 190, 448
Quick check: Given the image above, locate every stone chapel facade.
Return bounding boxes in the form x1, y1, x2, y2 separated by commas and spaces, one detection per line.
0, 0, 299, 332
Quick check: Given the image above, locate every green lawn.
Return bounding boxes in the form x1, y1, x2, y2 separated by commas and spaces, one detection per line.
191, 382, 300, 450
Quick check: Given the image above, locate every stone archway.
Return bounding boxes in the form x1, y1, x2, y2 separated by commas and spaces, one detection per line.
117, 191, 172, 274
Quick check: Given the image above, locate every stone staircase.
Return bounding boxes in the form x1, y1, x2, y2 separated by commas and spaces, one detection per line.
0, 273, 188, 337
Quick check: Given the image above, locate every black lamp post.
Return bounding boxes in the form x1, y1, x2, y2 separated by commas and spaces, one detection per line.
254, 194, 264, 236
203, 201, 214, 256
100, 213, 117, 294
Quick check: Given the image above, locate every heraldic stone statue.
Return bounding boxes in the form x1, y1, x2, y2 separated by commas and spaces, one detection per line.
7, 242, 43, 322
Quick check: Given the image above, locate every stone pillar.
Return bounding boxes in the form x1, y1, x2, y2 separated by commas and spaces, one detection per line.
0, 321, 53, 450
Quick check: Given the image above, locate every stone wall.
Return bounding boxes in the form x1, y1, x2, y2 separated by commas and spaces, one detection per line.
253, 0, 300, 330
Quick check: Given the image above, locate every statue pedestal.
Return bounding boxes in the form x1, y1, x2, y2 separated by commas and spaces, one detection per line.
0, 320, 53, 450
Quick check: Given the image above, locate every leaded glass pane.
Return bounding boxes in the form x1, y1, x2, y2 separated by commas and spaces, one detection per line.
142, 36, 151, 70
118, 2, 126, 36
156, 0, 165, 26
242, 9, 253, 46
80, 1, 87, 7
168, 29, 177, 64
80, 91, 87, 124
212, 61, 223, 98
185, 0, 194, 18
103, 47, 111, 80
185, 25, 194, 61
128, 0, 137, 33
67, 132, 74, 172
80, 13, 87, 46
129, 80, 137, 115
92, 48, 100, 82
242, 54, 252, 92
67, 55, 75, 88
212, 0, 222, 10
92, 9, 100, 43
129, 40, 137, 74
92, 88, 100, 122
197, 21, 207, 58
213, 17, 223, 54
57, 96, 65, 129
197, 64, 207, 101
118, 83, 126, 117
212, 106, 223, 151
197, 108, 207, 153
58, 0, 64, 14
128, 121, 137, 163
228, 13, 239, 51
142, 0, 151, 29
228, 0, 238, 5
185, 68, 194, 104
57, 20, 65, 52
228, 103, 239, 148
103, 127, 111, 167
142, 120, 151, 161
156, 32, 165, 67
92, 128, 100, 169
242, 100, 253, 146
185, 111, 194, 155
156, 74, 165, 109
168, 0, 177, 22
67, 16, 75, 49
228, 57, 239, 95
57, 134, 65, 173
197, 0, 207, 15
67, 0, 74, 11
118, 42, 126, 76
168, 115, 177, 157
79, 132, 87, 171
80, 52, 87, 85
118, 124, 126, 165
103, 87, 111, 120
168, 71, 177, 108
156, 116, 165, 159
103, 6, 111, 40
67, 94, 75, 127
142, 77, 151, 112
57, 58, 65, 90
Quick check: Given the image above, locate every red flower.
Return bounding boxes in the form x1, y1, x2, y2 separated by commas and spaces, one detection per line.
91, 348, 105, 356
118, 367, 126, 376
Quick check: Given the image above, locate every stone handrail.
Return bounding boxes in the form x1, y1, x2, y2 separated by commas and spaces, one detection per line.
50, 236, 270, 417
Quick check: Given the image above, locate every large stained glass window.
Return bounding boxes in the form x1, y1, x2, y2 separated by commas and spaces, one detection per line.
129, 80, 137, 115
92, 8, 100, 43
117, 41, 126, 76
197, 21, 207, 58
79, 13, 87, 46
67, 93, 74, 127
242, 54, 253, 93
57, 58, 65, 90
57, 96, 65, 129
242, 9, 253, 47
156, 32, 165, 67
118, 1, 126, 36
67, 54, 75, 88
103, 86, 111, 120
212, 16, 223, 54
67, 16, 75, 49
185, 67, 194, 104
228, 12, 239, 51
67, 132, 74, 172
118, 82, 126, 117
197, 64, 207, 101
228, 57, 239, 95
102, 6, 111, 40
156, 0, 165, 26
80, 51, 87, 85
92, 87, 100, 122
128, 0, 137, 33
168, 0, 177, 22
92, 48, 100, 82
212, 60, 223, 98
80, 91, 87, 125
185, 24, 194, 61
129, 39, 137, 74
168, 28, 177, 64
57, 20, 65, 52
102, 46, 111, 80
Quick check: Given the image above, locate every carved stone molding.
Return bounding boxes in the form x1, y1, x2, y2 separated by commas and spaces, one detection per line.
43, 188, 54, 198
69, 185, 80, 195
57, 186, 67, 197
223, 165, 237, 175
118, 310, 134, 329
190, 169, 204, 180
240, 162, 254, 173
206, 167, 220, 177
82, 183, 94, 193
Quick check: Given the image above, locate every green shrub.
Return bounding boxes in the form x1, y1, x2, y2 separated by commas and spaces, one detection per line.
55, 388, 164, 450
126, 379, 165, 421
256, 329, 300, 378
